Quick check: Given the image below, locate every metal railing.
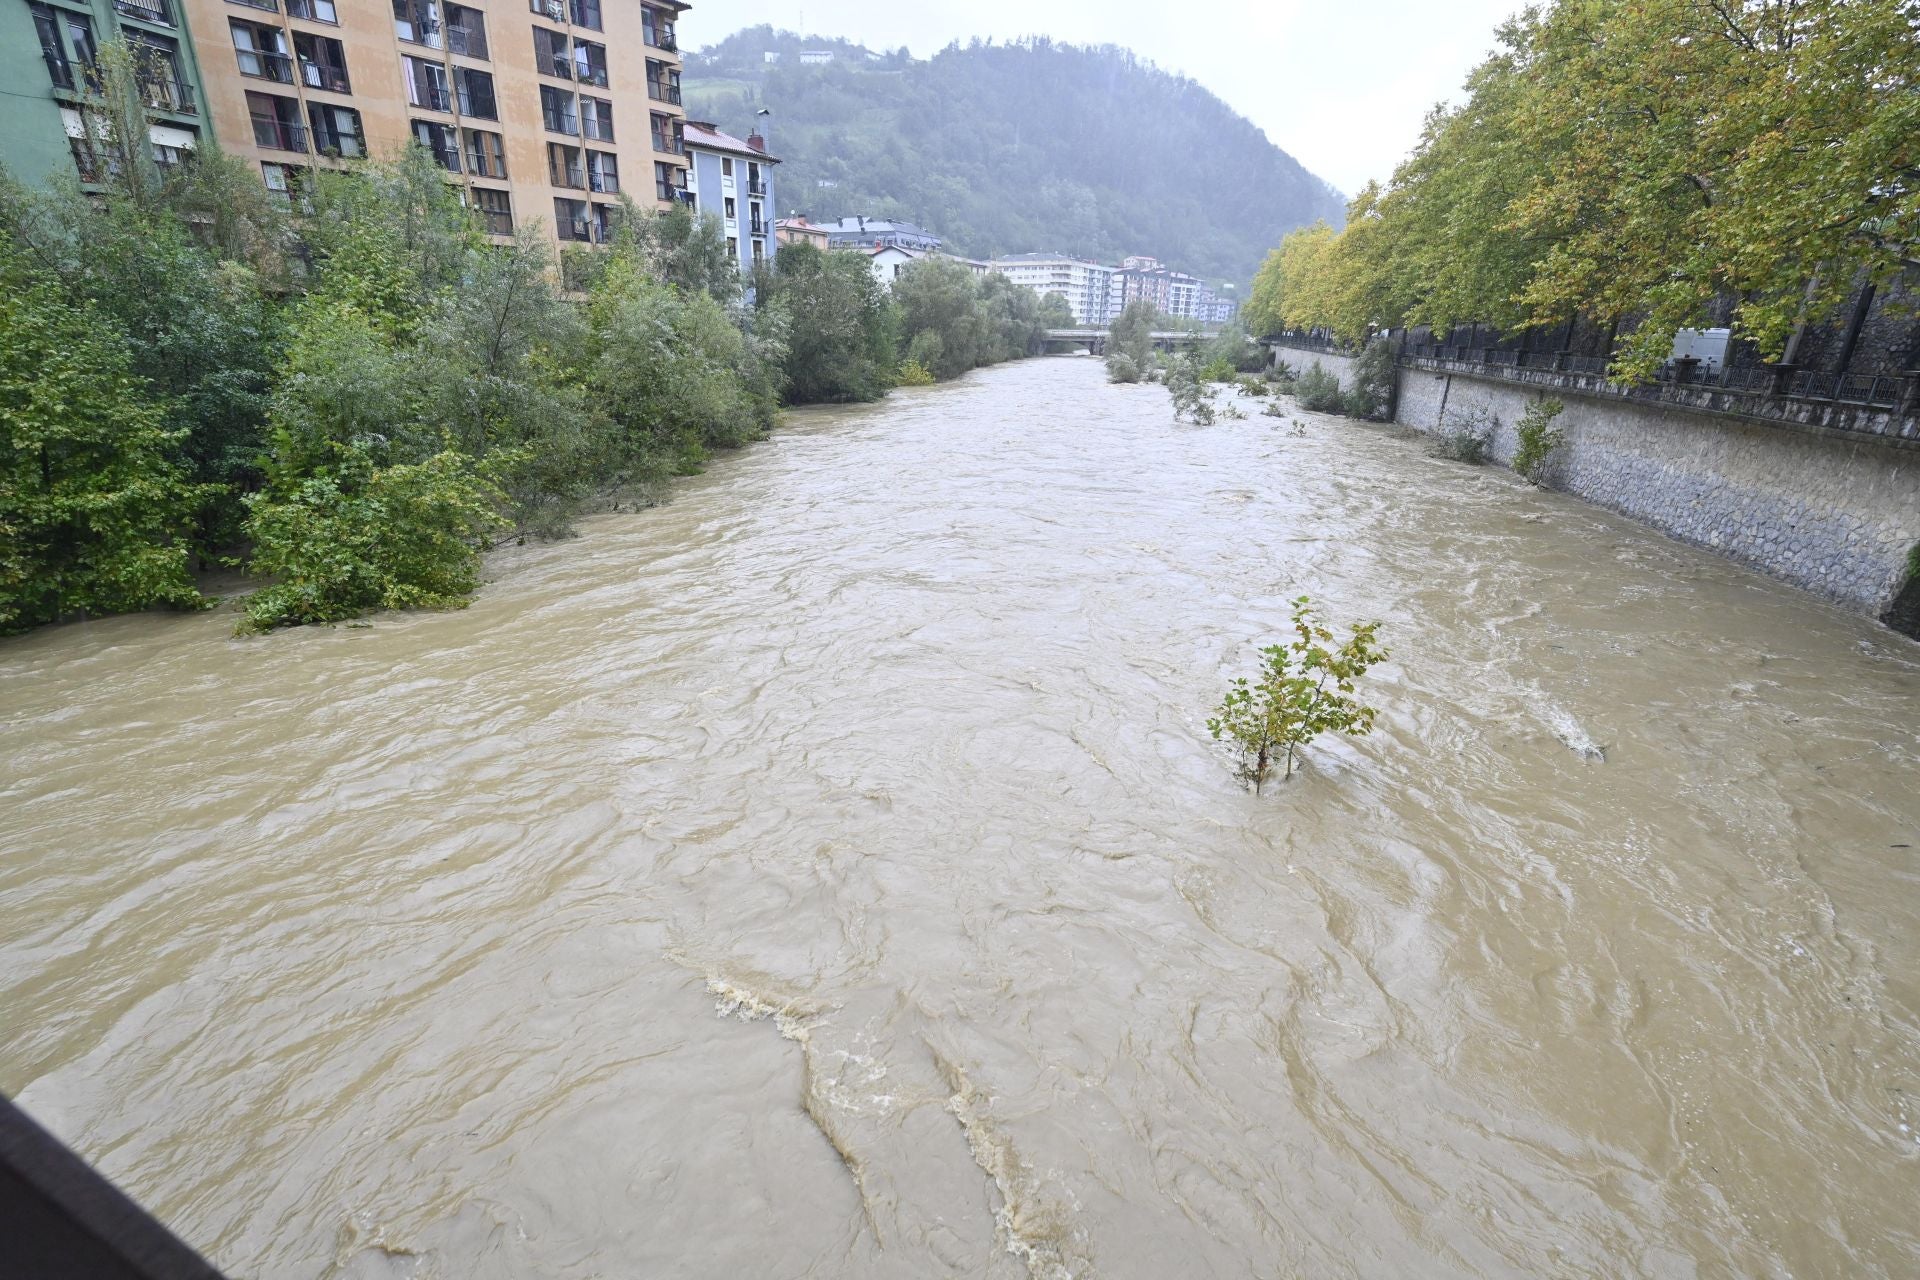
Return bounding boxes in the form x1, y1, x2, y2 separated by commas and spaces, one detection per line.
41, 47, 75, 89
647, 80, 680, 104
298, 60, 348, 93
558, 217, 590, 242
113, 0, 173, 24
287, 0, 336, 20
250, 114, 308, 152
544, 109, 578, 135
581, 116, 613, 142
446, 25, 486, 58
139, 77, 196, 113
551, 163, 585, 189
588, 169, 618, 193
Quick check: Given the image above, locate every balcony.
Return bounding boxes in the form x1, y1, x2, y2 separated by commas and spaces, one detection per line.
589, 170, 617, 194
651, 133, 683, 156
140, 77, 197, 114
298, 60, 348, 93
113, 0, 174, 25
543, 110, 578, 136
581, 116, 613, 142
446, 24, 486, 58
551, 165, 585, 189
245, 50, 295, 83
746, 179, 766, 197
646, 79, 680, 105
749, 220, 766, 236
558, 217, 590, 242
251, 114, 309, 152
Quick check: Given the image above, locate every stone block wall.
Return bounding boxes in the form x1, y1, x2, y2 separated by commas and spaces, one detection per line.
1392, 366, 1920, 618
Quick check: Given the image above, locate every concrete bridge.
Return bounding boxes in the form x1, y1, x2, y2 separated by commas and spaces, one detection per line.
1043, 328, 1210, 355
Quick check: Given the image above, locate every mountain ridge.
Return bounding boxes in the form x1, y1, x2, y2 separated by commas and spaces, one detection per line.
684, 28, 1347, 286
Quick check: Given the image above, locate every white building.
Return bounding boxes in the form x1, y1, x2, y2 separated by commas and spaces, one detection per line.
866, 244, 925, 288
989, 252, 1118, 324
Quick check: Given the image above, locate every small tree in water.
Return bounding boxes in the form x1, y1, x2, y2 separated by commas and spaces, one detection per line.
1208, 597, 1388, 791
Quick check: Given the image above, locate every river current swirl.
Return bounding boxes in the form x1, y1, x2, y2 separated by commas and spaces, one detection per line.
3, 357, 1918, 1278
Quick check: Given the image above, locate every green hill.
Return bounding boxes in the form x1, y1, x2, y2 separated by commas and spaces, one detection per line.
684, 29, 1346, 286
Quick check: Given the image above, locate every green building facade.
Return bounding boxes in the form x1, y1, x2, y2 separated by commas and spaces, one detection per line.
1, 0, 211, 187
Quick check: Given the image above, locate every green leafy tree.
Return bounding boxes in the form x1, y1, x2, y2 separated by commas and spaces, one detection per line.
760, 241, 897, 402
1292, 361, 1344, 413
1106, 299, 1158, 383
1208, 597, 1389, 790
1166, 351, 1217, 423
893, 257, 989, 379
0, 254, 205, 632
1341, 336, 1398, 419
239, 442, 510, 633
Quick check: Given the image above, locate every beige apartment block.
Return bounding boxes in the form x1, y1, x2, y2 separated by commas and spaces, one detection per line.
178, 0, 689, 247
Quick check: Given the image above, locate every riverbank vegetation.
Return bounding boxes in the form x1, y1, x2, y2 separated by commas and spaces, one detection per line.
0, 54, 1062, 636
1209, 597, 1388, 791
1240, 0, 1919, 381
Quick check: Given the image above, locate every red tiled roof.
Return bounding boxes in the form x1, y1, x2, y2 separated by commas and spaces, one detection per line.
681, 121, 780, 163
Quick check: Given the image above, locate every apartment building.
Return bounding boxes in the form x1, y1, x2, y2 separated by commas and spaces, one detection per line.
820, 216, 940, 253
990, 252, 1116, 325
175, 0, 689, 246
1117, 260, 1205, 320
2, 0, 210, 187
682, 119, 775, 274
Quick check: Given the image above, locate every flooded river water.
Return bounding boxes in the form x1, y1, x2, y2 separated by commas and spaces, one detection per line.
3, 356, 1918, 1278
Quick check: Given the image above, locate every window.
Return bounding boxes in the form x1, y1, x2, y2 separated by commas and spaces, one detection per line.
411, 118, 459, 169
645, 58, 679, 104
725, 236, 737, 257
654, 160, 685, 203
260, 161, 310, 210
391, 0, 438, 45
752, 238, 764, 264
720, 156, 733, 178
591, 202, 614, 243
554, 196, 588, 241
747, 162, 763, 195
547, 142, 583, 189
230, 20, 291, 82
471, 186, 512, 235
402, 55, 450, 111
586, 149, 617, 194
293, 31, 348, 92
723, 196, 737, 220
641, 5, 674, 50
286, 0, 336, 21
130, 34, 194, 113
532, 26, 570, 79
649, 112, 681, 155
569, 0, 599, 31
748, 202, 764, 234
579, 95, 613, 142
453, 67, 495, 118
527, 0, 563, 19
247, 90, 306, 151
444, 3, 486, 57
463, 127, 505, 177
227, 0, 278, 11
539, 85, 576, 134
64, 11, 99, 70
309, 102, 364, 156
31, 4, 74, 89
571, 40, 607, 88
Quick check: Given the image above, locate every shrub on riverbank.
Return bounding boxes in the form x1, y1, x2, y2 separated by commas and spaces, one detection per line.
1106, 300, 1158, 383
1208, 597, 1388, 791
1294, 362, 1345, 413
1512, 398, 1568, 485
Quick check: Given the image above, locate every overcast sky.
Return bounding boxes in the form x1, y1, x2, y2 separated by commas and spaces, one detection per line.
685, 0, 1524, 195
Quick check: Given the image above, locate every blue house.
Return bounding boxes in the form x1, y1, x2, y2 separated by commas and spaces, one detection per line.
682, 120, 777, 277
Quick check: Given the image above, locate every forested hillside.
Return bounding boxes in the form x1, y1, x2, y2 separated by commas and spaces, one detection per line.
686, 29, 1345, 284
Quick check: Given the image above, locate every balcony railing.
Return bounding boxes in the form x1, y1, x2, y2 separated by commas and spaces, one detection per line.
746, 179, 766, 197
140, 77, 196, 113
425, 142, 461, 172
551, 164, 585, 189
749, 219, 766, 236
245, 50, 294, 83
575, 64, 609, 88
446, 25, 486, 58
588, 169, 617, 193
113, 0, 174, 24
651, 133, 683, 155
251, 114, 309, 152
646, 80, 680, 104
414, 84, 452, 111
298, 60, 348, 93
581, 116, 613, 142
558, 217, 590, 242
544, 110, 578, 135
287, 0, 337, 21
481, 208, 513, 236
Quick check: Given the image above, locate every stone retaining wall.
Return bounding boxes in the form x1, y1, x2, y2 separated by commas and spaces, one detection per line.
1270, 344, 1920, 624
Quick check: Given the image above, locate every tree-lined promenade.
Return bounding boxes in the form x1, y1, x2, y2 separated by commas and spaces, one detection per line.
1243, 0, 1919, 381
0, 54, 1072, 637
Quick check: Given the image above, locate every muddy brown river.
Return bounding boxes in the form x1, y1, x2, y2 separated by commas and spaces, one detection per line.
3, 357, 1918, 1278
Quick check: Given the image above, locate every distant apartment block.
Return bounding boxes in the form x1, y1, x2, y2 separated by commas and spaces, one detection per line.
1117, 260, 1205, 320
2, 0, 210, 188
820, 216, 940, 253
773, 215, 828, 250
990, 252, 1117, 325
682, 119, 775, 274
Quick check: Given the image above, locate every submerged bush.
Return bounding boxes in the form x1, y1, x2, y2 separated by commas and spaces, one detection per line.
1342, 336, 1398, 420
1208, 596, 1388, 791
1166, 352, 1218, 424
1293, 361, 1344, 412
1430, 412, 1495, 464
1512, 397, 1568, 485
894, 358, 936, 387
